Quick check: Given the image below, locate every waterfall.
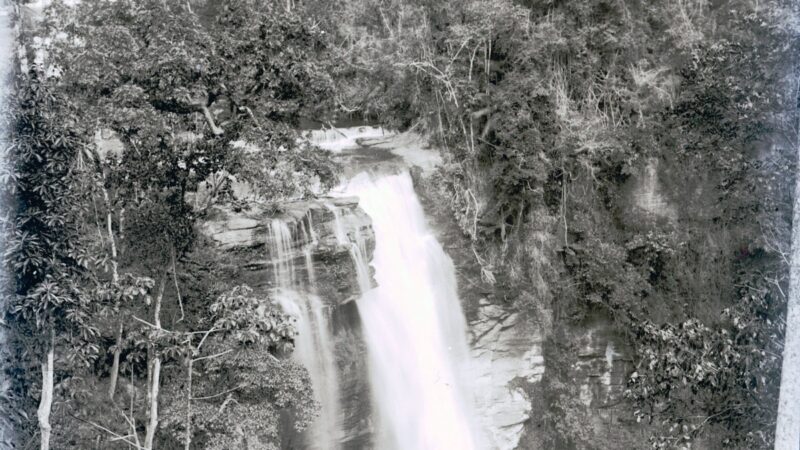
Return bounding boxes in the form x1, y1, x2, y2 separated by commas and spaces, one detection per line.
340, 171, 483, 450
266, 170, 483, 449
775, 132, 800, 448
268, 219, 342, 449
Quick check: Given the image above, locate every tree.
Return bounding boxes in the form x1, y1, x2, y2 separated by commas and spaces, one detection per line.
158, 286, 316, 449
3, 0, 339, 447
3, 70, 98, 450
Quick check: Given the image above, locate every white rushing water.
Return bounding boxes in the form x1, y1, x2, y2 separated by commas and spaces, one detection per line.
339, 171, 483, 450
274, 124, 483, 448
268, 219, 342, 449
775, 136, 800, 448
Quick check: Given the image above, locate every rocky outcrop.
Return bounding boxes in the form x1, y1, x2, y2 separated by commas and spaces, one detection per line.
201, 196, 370, 251
411, 166, 644, 450
410, 172, 548, 450
571, 320, 632, 412
633, 158, 676, 221
470, 300, 545, 449
531, 313, 642, 450
619, 157, 682, 229
201, 196, 374, 305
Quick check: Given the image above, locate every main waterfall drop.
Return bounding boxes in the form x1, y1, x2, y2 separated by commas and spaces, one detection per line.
263, 125, 484, 448
340, 172, 483, 450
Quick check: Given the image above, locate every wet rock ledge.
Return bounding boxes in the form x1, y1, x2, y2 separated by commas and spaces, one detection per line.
200, 196, 375, 305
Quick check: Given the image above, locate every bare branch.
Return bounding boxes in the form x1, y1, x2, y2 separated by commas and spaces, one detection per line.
171, 246, 185, 322
191, 385, 243, 401
192, 349, 233, 363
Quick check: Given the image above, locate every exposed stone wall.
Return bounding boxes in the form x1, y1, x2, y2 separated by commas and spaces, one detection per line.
200, 196, 374, 303
412, 167, 646, 450
471, 301, 544, 449
531, 313, 644, 450
633, 158, 677, 221
411, 171, 549, 449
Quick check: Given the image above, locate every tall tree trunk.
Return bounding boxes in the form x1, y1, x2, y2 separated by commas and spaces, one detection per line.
184, 357, 193, 450
776, 118, 800, 449
108, 322, 123, 399
102, 186, 119, 283
144, 357, 161, 450
38, 330, 54, 450
102, 183, 124, 400
144, 276, 166, 450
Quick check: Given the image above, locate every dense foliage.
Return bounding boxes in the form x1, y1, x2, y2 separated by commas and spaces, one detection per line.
3, 1, 341, 448
2, 70, 98, 448
310, 0, 799, 447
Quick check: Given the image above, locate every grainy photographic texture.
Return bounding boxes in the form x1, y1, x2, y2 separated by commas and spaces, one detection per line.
1, 1, 800, 449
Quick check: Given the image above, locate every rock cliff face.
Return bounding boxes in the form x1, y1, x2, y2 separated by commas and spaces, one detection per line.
201, 196, 374, 304
530, 314, 642, 450
471, 307, 640, 450
470, 300, 544, 449
409, 172, 550, 449
198, 131, 657, 449
412, 168, 643, 450
200, 196, 377, 448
